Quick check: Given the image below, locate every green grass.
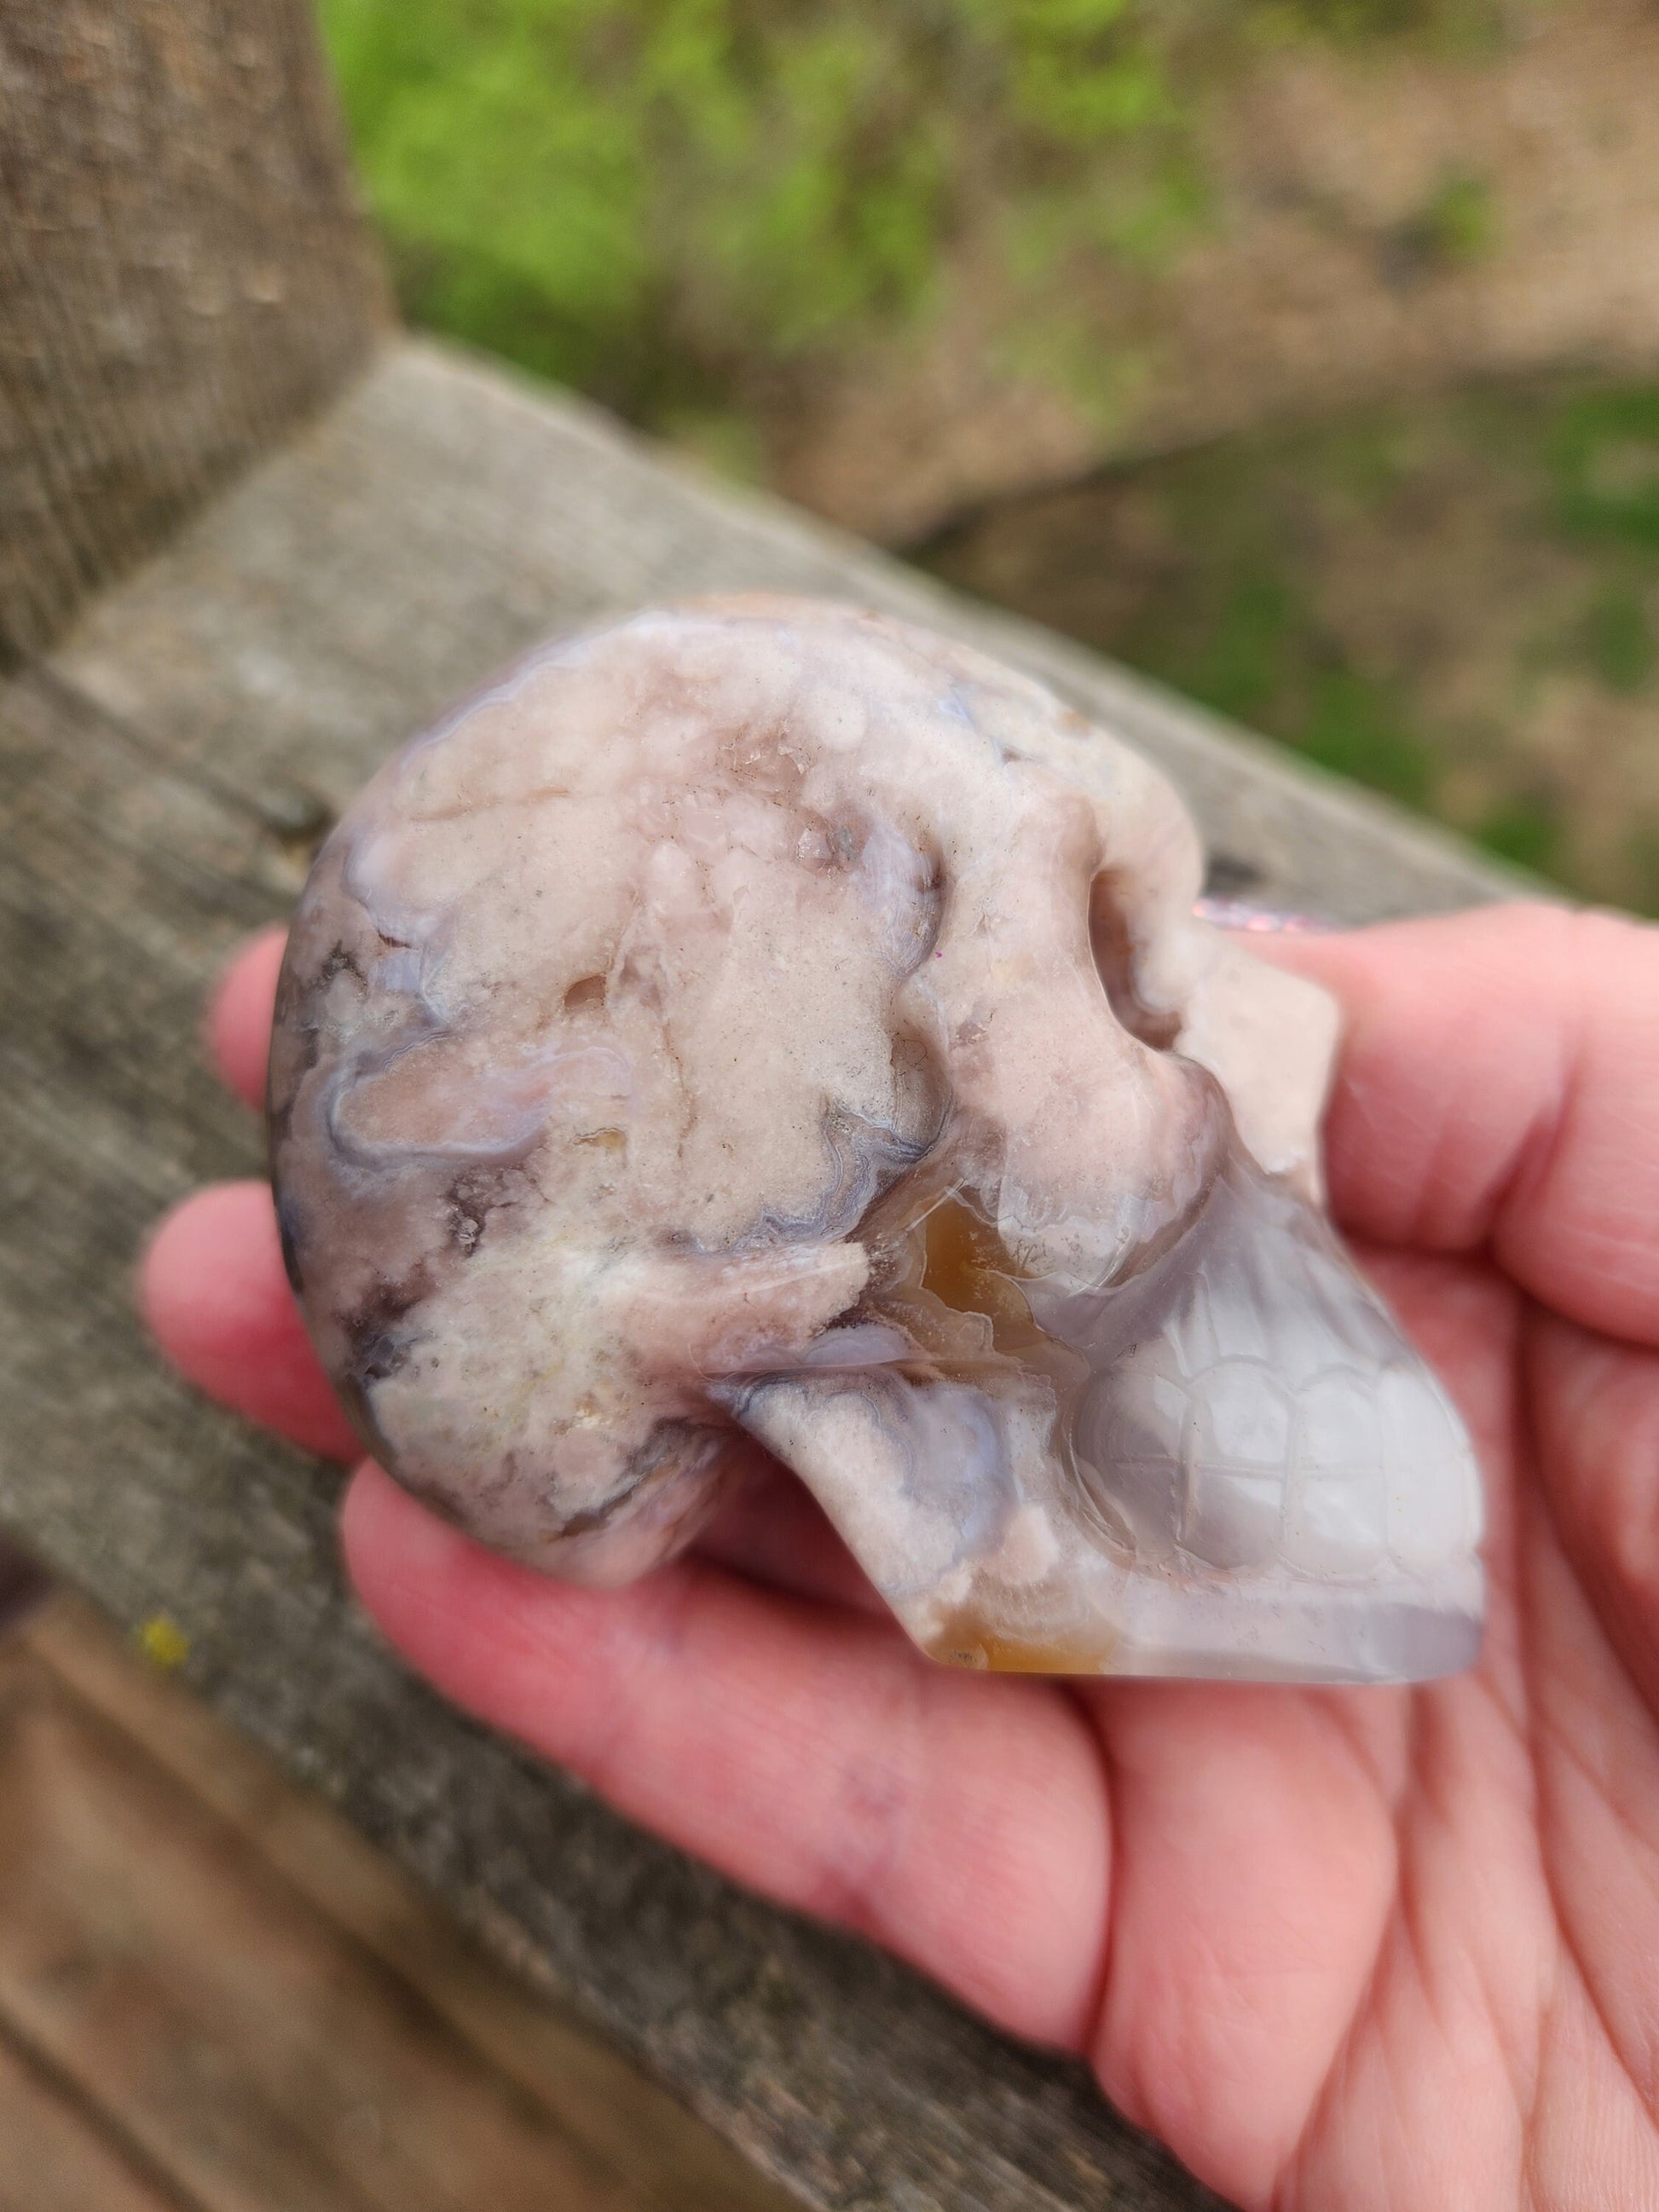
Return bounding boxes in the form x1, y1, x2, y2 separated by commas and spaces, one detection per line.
1582, 589, 1655, 693
1552, 388, 1659, 551
1477, 795, 1559, 875
1120, 389, 1659, 902
1133, 559, 1436, 814
1300, 668, 1435, 807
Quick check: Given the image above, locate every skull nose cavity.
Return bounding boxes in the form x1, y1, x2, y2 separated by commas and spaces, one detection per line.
1089, 871, 1183, 1052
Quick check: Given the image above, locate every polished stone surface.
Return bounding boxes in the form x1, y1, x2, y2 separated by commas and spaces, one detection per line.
270, 597, 1483, 1681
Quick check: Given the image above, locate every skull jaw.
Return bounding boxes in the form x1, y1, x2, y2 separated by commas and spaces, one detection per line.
902, 1558, 1484, 1685
729, 1155, 1487, 1687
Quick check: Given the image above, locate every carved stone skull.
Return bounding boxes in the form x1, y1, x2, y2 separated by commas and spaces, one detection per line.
271, 597, 1483, 1683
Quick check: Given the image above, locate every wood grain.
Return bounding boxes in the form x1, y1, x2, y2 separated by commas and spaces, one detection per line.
0, 1599, 798, 2212
0, 1666, 645, 2212
0, 337, 1518, 2211
25, 1597, 801, 2212
0, 2021, 188, 2212
0, 0, 391, 661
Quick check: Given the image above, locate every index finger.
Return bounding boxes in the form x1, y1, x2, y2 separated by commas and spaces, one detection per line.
1256, 903, 1659, 1348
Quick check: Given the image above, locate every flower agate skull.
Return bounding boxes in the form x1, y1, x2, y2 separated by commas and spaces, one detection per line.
270, 597, 1483, 1683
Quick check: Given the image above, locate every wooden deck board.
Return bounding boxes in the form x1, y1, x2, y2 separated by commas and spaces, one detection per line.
0, 2020, 188, 2212
0, 1636, 633, 2212
0, 335, 1518, 2210
0, 1599, 797, 2212
24, 1598, 805, 2212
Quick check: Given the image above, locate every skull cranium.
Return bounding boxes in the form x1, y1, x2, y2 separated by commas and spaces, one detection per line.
270, 597, 1483, 1683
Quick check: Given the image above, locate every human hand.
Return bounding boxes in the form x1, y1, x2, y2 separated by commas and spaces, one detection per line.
144, 903, 1659, 2210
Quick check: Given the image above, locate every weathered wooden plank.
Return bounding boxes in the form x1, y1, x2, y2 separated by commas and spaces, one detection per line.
0, 2019, 187, 2212
0, 1632, 650, 2212
0, 0, 390, 661
0, 1543, 48, 1638
0, 337, 1522, 2212
27, 1596, 809, 2212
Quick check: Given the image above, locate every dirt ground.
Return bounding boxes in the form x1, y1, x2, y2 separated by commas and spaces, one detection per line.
774, 0, 1659, 546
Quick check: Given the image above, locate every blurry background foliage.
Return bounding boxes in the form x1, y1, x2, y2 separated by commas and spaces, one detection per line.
923, 380, 1659, 910
320, 0, 1516, 421
321, 0, 1659, 914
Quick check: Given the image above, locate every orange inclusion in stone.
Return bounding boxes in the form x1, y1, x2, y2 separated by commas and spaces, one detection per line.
918, 1195, 1044, 1354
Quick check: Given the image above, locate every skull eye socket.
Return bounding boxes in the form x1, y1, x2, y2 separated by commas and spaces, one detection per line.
1089, 871, 1182, 1052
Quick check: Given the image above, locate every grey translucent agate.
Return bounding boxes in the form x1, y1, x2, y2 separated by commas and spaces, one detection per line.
270, 597, 1483, 1683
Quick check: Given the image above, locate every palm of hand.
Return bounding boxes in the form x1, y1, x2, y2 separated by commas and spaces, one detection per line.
146, 906, 1659, 2210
